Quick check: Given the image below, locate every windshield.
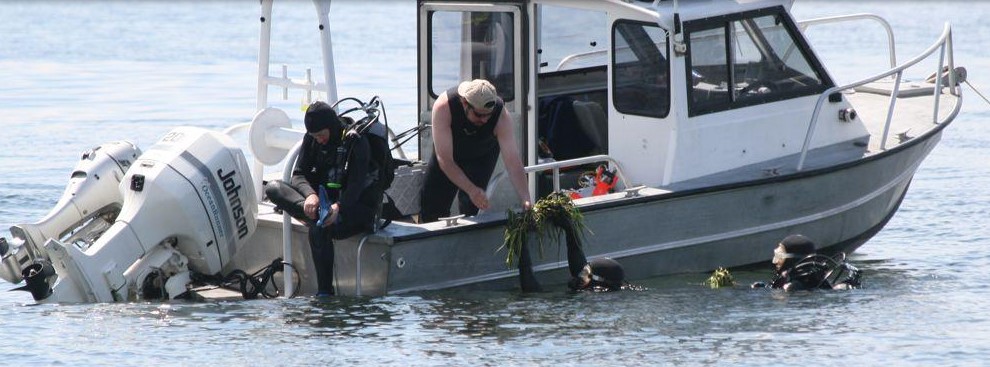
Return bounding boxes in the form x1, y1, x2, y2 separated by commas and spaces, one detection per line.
684, 6, 832, 116
429, 10, 515, 101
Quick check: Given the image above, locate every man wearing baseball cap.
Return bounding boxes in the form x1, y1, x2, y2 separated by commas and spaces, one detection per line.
420, 79, 531, 222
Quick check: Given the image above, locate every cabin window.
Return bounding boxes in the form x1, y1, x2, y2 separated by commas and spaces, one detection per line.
684, 7, 832, 116
612, 20, 670, 118
537, 5, 607, 72
429, 11, 515, 101
534, 4, 609, 172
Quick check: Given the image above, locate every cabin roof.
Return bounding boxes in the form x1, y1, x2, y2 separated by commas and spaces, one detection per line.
634, 0, 795, 20
418, 0, 795, 26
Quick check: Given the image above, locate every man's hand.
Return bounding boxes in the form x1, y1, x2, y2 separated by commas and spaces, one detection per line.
303, 194, 319, 219
322, 203, 339, 228
468, 186, 490, 210
522, 200, 532, 211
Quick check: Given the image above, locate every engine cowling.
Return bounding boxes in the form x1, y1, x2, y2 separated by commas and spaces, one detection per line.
1, 141, 140, 285
40, 127, 257, 302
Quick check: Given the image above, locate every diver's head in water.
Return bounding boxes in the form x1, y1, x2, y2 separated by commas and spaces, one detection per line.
568, 258, 625, 291
773, 234, 816, 273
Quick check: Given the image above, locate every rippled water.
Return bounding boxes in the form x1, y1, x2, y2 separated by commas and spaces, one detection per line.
2, 1, 990, 365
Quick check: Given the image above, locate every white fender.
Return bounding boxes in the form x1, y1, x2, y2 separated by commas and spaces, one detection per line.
248, 107, 301, 165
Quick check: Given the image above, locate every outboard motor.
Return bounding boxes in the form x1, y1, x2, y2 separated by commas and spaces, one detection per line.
1, 141, 140, 285
38, 127, 257, 303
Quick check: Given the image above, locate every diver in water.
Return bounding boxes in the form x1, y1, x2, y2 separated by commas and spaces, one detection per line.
567, 258, 627, 292
751, 234, 862, 291
516, 220, 629, 292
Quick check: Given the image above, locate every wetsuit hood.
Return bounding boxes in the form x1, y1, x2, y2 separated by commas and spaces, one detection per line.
305, 101, 344, 144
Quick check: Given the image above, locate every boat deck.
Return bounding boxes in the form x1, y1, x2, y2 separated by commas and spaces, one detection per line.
850, 82, 959, 153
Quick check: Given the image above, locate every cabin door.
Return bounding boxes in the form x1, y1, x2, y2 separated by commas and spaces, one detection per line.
416, 2, 527, 161
416, 2, 529, 208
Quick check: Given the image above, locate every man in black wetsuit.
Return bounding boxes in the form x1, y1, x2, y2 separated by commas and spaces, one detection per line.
420, 79, 531, 223
516, 223, 629, 293
751, 234, 862, 291
567, 257, 627, 292
264, 101, 382, 296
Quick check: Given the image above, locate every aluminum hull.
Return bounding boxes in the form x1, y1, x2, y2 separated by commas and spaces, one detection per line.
233, 120, 943, 296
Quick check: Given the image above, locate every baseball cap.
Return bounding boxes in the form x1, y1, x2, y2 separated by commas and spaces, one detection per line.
457, 79, 499, 114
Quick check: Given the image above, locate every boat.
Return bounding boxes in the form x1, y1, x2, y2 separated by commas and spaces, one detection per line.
0, 0, 965, 302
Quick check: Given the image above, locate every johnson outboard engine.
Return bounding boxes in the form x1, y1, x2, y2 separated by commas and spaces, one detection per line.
1, 141, 140, 285
24, 127, 257, 303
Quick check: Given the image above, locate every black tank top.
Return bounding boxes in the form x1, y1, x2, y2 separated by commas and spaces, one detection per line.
446, 86, 503, 162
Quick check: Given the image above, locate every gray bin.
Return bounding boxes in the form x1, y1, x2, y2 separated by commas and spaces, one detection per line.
385, 163, 427, 217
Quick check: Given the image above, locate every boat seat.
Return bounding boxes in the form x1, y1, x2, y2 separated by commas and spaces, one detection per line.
538, 96, 595, 160
572, 100, 607, 154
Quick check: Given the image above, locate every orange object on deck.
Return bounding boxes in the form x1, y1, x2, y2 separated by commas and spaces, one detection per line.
592, 165, 617, 196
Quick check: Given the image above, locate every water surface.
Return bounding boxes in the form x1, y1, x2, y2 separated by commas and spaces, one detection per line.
1, 1, 989, 365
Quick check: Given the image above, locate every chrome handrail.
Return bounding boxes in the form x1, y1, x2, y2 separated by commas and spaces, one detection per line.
526, 154, 628, 190
797, 23, 959, 171
279, 141, 304, 298
485, 154, 629, 203
354, 234, 371, 297
555, 50, 608, 71
799, 14, 897, 71
557, 13, 888, 74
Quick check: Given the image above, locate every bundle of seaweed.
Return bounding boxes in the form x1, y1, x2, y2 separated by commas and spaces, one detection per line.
706, 267, 736, 288
499, 192, 591, 268
533, 192, 591, 247
498, 208, 539, 268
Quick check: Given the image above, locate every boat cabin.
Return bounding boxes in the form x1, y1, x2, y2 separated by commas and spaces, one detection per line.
415, 0, 867, 211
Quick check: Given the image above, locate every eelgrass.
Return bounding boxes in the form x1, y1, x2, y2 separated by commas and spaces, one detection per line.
499, 192, 590, 268
533, 192, 591, 245
706, 267, 736, 288
498, 209, 539, 268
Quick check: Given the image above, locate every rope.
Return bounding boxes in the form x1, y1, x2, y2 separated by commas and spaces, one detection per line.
193, 258, 300, 299
964, 80, 990, 106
